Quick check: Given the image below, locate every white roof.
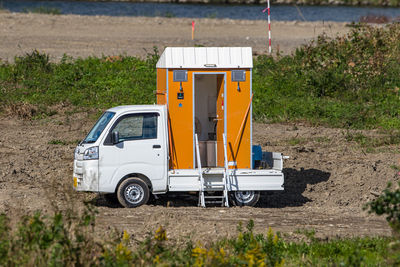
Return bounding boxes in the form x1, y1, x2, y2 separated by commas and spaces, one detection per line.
107, 105, 165, 114
156, 47, 253, 69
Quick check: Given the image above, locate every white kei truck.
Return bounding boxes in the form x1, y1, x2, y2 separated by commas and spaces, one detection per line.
73, 47, 286, 208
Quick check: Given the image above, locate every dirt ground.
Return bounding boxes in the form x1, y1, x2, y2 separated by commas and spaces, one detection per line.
0, 109, 396, 242
0, 12, 349, 61
0, 12, 395, 242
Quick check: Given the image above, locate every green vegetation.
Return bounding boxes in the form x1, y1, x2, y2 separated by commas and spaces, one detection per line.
22, 6, 62, 15
207, 0, 400, 7
285, 137, 308, 146
0, 51, 158, 113
253, 23, 400, 130
0, 24, 399, 132
48, 139, 81, 145
80, 0, 400, 7
367, 181, 400, 265
154, 10, 176, 18
390, 165, 400, 171
207, 12, 218, 19
367, 182, 400, 233
345, 131, 400, 148
0, 208, 392, 266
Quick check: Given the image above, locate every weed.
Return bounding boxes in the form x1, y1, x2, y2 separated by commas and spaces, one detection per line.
314, 136, 331, 143
253, 23, 400, 130
0, 204, 100, 266
366, 182, 400, 232
285, 236, 390, 266
391, 165, 400, 171
3, 102, 38, 119
345, 131, 400, 149
207, 12, 218, 19
0, 24, 399, 131
48, 139, 80, 145
295, 228, 317, 241
22, 6, 62, 15
286, 137, 308, 146
0, 209, 393, 266
163, 11, 175, 18
359, 14, 391, 24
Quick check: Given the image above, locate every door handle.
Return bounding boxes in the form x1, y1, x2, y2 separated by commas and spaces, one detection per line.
153, 145, 161, 149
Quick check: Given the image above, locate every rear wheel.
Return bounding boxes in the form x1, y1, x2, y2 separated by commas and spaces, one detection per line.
230, 191, 260, 207
117, 177, 150, 208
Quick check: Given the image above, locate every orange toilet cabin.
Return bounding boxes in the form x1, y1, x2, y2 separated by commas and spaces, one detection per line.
156, 47, 253, 171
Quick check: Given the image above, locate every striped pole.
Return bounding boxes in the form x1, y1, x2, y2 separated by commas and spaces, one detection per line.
268, 0, 271, 54
192, 21, 195, 40
262, 1, 272, 54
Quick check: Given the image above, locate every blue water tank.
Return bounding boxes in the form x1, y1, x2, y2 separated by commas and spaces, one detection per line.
252, 145, 262, 169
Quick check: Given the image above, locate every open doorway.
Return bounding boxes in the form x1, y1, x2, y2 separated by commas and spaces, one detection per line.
194, 73, 225, 168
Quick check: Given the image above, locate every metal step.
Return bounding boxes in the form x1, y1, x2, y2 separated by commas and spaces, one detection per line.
196, 133, 229, 208
205, 201, 224, 204
204, 183, 224, 186
204, 189, 224, 192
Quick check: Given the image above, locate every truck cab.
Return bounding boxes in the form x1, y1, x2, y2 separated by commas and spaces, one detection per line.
73, 105, 169, 207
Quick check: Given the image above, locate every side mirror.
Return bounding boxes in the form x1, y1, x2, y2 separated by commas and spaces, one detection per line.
111, 131, 120, 144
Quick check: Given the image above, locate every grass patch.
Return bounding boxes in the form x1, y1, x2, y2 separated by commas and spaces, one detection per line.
345, 131, 400, 148
314, 136, 331, 143
48, 139, 80, 145
283, 136, 331, 146
390, 165, 400, 171
154, 10, 176, 18
0, 209, 393, 266
22, 6, 62, 15
285, 137, 308, 146
209, 0, 400, 6
0, 50, 158, 113
253, 23, 400, 130
0, 24, 399, 131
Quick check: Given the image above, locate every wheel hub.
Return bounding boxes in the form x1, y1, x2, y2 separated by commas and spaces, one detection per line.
234, 191, 255, 204
125, 184, 144, 204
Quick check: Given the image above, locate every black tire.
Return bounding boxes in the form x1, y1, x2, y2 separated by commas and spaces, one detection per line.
230, 191, 260, 207
117, 177, 150, 208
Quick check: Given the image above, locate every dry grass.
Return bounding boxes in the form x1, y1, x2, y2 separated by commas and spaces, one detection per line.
3, 102, 38, 119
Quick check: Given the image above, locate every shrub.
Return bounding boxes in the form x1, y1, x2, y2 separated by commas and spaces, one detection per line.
0, 208, 392, 266
0, 204, 101, 266
253, 23, 400, 130
0, 24, 399, 130
367, 182, 400, 233
22, 6, 62, 15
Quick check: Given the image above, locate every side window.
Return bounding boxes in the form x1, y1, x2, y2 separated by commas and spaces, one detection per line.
112, 113, 158, 142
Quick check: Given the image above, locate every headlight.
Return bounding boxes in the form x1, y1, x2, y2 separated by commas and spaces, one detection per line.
74, 146, 79, 160
83, 146, 99, 160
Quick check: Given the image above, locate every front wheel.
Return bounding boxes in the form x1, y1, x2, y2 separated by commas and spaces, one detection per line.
230, 191, 260, 207
117, 177, 150, 208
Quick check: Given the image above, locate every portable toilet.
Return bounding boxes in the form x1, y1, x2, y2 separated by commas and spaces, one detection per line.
156, 47, 253, 170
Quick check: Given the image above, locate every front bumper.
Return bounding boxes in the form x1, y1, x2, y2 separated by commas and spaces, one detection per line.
73, 154, 99, 192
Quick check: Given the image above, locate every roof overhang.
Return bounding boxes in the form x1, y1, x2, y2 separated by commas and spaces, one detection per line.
156, 47, 253, 69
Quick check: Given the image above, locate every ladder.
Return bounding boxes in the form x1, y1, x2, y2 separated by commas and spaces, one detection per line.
196, 134, 229, 208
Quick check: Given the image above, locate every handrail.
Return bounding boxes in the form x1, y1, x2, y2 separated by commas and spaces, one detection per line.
231, 93, 253, 161
195, 134, 205, 207
222, 133, 229, 207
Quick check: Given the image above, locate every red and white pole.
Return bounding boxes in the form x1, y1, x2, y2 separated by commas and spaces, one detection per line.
267, 0, 271, 54
262, 1, 272, 54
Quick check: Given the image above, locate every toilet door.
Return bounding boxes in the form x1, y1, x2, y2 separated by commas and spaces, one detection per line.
216, 74, 226, 167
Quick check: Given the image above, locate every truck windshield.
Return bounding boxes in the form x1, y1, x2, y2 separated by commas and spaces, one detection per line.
82, 111, 115, 144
